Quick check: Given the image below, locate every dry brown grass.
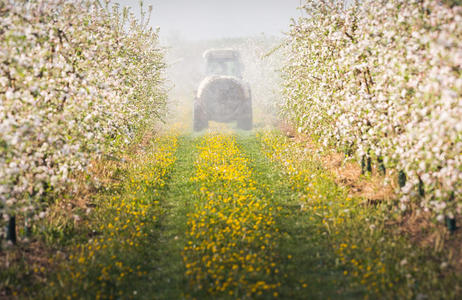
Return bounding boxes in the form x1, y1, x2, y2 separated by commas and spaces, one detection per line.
279, 121, 396, 205
392, 208, 462, 272
0, 162, 108, 298
0, 240, 65, 299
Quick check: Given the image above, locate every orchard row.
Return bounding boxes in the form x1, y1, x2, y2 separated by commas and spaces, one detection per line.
0, 0, 166, 239
281, 0, 462, 219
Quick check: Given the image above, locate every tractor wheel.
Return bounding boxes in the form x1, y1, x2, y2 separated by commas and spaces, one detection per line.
237, 101, 252, 130
193, 102, 208, 131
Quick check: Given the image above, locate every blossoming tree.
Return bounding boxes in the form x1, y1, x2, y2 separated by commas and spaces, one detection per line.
281, 0, 462, 221
0, 0, 167, 240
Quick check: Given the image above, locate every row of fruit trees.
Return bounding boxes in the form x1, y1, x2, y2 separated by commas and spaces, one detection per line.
0, 0, 167, 243
281, 0, 462, 223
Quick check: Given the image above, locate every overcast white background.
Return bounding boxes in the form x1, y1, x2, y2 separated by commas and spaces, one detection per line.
115, 0, 303, 40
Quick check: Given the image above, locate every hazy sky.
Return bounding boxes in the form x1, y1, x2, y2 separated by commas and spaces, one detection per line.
116, 0, 303, 40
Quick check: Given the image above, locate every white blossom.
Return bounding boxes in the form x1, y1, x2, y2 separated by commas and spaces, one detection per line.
281, 0, 462, 218
0, 0, 167, 234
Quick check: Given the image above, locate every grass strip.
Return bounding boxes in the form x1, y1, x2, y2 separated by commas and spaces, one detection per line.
183, 132, 280, 299
142, 135, 200, 299
44, 133, 178, 299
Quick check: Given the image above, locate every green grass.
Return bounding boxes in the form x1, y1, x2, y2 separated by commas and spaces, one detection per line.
140, 135, 199, 299
3, 130, 462, 299
38, 134, 188, 299
257, 129, 462, 299
237, 134, 363, 299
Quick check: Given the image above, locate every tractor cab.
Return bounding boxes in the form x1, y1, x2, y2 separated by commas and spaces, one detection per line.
203, 49, 243, 79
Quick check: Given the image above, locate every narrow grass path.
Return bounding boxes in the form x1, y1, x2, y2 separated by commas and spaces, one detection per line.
144, 135, 198, 299
182, 133, 281, 298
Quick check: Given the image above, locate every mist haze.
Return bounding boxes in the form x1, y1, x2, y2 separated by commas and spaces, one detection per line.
164, 37, 285, 129
113, 0, 297, 129
116, 0, 301, 40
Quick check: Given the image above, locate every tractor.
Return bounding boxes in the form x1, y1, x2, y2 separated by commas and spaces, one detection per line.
193, 49, 252, 131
